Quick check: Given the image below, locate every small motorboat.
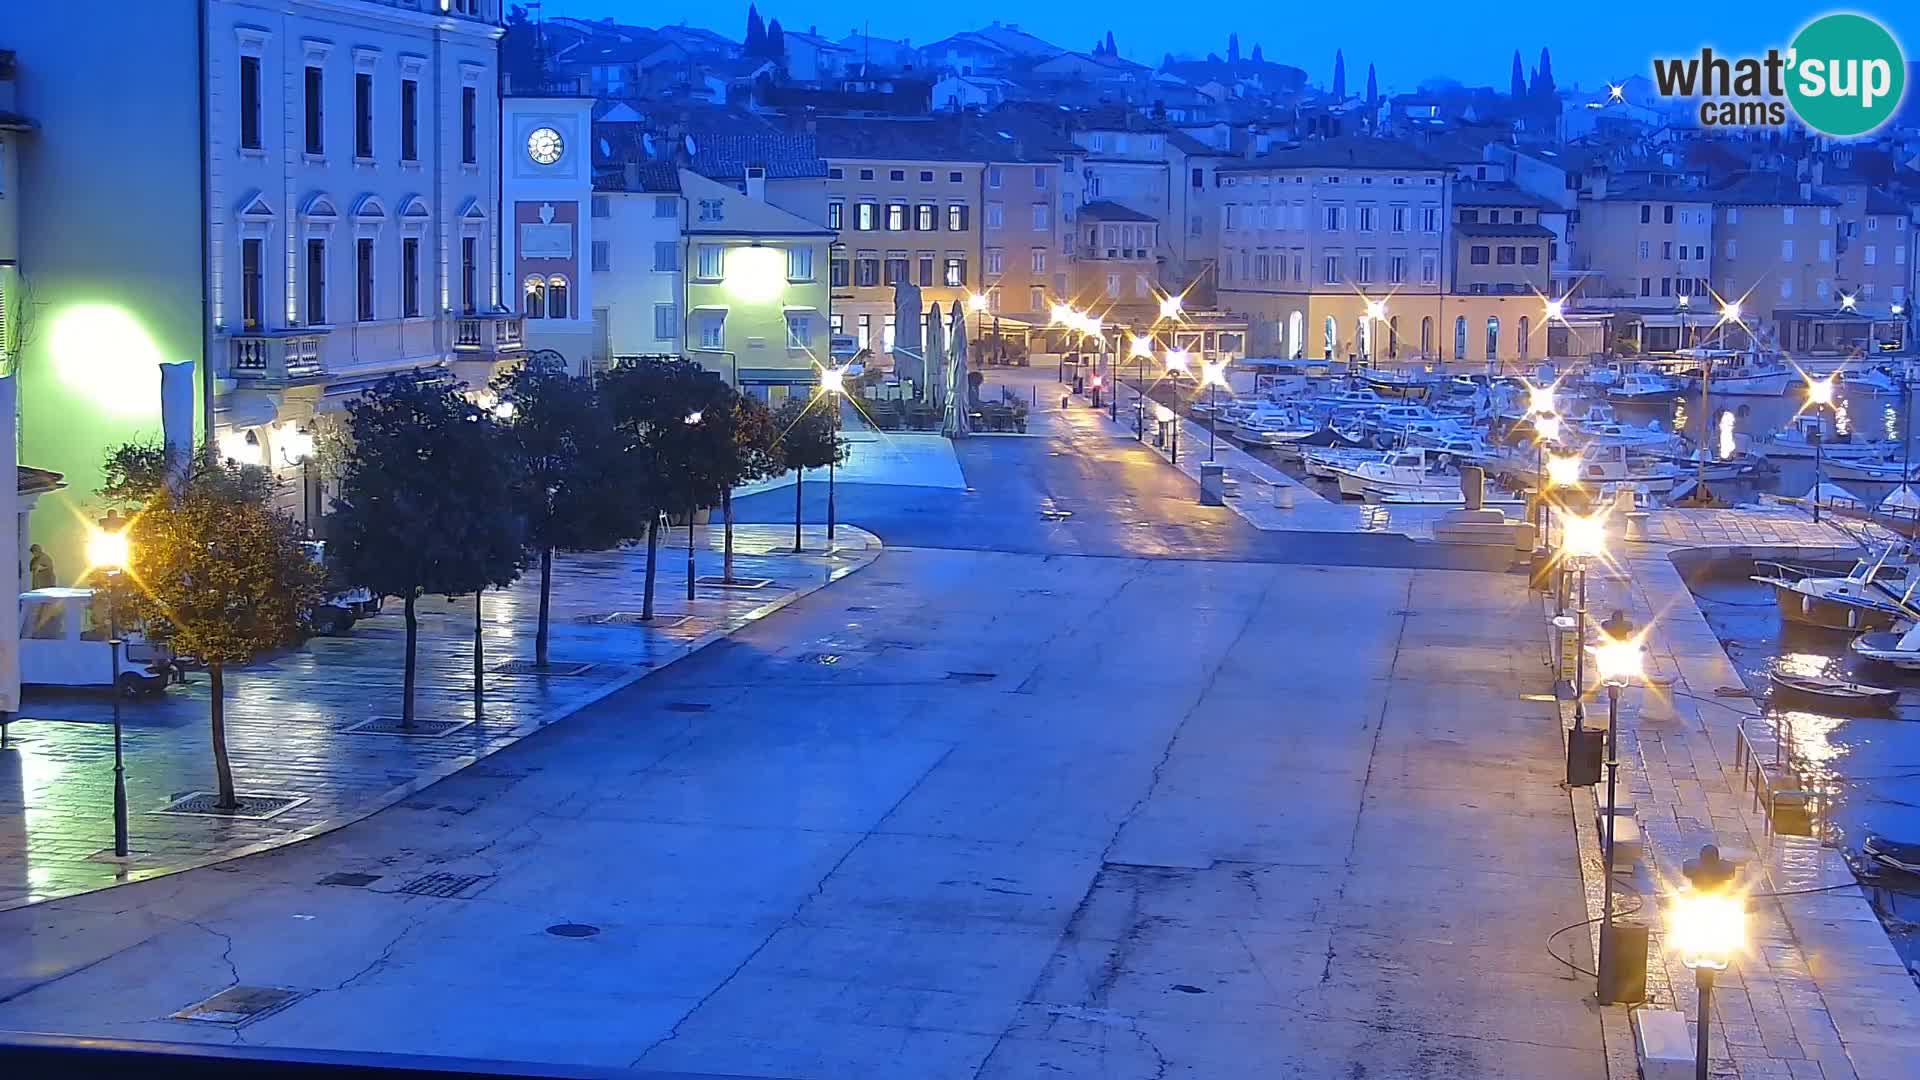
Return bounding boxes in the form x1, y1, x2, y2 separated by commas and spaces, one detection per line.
1863, 834, 1920, 876
1850, 622, 1920, 668
1767, 670, 1899, 712
1752, 548, 1918, 632
1608, 370, 1685, 402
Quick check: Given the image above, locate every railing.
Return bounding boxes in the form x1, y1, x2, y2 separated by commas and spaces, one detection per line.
453, 314, 525, 356
1733, 718, 1835, 842
229, 331, 327, 384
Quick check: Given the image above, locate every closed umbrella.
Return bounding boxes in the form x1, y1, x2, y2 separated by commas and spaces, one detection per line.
945, 303, 972, 438
925, 302, 946, 415
891, 279, 923, 391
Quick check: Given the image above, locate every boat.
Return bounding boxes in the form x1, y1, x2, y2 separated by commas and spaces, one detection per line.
1302, 446, 1385, 479
1608, 370, 1685, 402
1863, 834, 1920, 876
1767, 670, 1899, 712
1850, 621, 1920, 669
1758, 414, 1893, 461
1570, 444, 1683, 492
1823, 457, 1920, 483
1564, 402, 1620, 430
1659, 448, 1756, 483
1330, 447, 1468, 500
1314, 386, 1391, 412
1839, 368, 1902, 395
1579, 420, 1679, 453
1362, 369, 1436, 400
1687, 349, 1792, 396
1752, 549, 1919, 632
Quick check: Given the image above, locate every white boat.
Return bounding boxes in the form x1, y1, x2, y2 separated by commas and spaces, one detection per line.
1608, 370, 1685, 402
1314, 386, 1391, 411
1565, 402, 1620, 430
1681, 349, 1792, 396
1824, 458, 1920, 483
1231, 405, 1316, 446
1573, 444, 1682, 492
1758, 415, 1893, 461
1850, 621, 1920, 669
1580, 420, 1679, 453
1302, 446, 1386, 479
1332, 448, 1459, 500
1368, 404, 1453, 436
1753, 548, 1918, 632
1839, 368, 1902, 395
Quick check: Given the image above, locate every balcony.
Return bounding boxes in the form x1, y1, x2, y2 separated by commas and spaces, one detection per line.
454, 312, 526, 357
1077, 245, 1155, 261
229, 330, 327, 387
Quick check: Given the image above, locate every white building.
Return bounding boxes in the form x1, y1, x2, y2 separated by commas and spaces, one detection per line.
501, 94, 598, 372
591, 162, 683, 364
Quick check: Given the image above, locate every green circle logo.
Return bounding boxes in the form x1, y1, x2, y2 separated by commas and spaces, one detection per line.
1787, 14, 1905, 137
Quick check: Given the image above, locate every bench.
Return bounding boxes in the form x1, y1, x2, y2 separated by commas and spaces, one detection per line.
1596, 813, 1643, 866
1632, 1008, 1694, 1080
1592, 782, 1637, 819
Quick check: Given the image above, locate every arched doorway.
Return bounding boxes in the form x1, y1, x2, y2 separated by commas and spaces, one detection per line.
1485, 316, 1500, 361
1288, 311, 1303, 358
1452, 316, 1466, 360
1387, 315, 1399, 359
1517, 315, 1531, 359
1323, 315, 1337, 359
1420, 316, 1433, 356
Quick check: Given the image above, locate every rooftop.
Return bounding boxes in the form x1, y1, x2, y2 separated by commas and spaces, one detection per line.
692, 132, 829, 180
1455, 221, 1556, 239
1079, 199, 1157, 222
1217, 137, 1445, 173
1453, 182, 1552, 209
1709, 171, 1841, 207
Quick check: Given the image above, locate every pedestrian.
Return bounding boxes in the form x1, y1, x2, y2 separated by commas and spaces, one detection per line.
28, 543, 55, 589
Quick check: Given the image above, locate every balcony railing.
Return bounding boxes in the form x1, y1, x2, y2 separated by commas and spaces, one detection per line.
1078, 245, 1154, 261
454, 313, 526, 357
229, 330, 327, 385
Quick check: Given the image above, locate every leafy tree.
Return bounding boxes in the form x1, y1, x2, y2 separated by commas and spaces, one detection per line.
332, 374, 525, 726
1104, 30, 1116, 57
773, 394, 847, 553
106, 446, 324, 809
601, 357, 728, 620
1533, 47, 1557, 105
1251, 43, 1263, 64
766, 18, 787, 62
745, 4, 766, 55
1332, 49, 1346, 99
1510, 51, 1526, 100
492, 358, 634, 668
1227, 33, 1240, 64
720, 395, 781, 581
1366, 64, 1379, 116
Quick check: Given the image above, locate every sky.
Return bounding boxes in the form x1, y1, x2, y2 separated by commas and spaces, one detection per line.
530, 1, 1920, 95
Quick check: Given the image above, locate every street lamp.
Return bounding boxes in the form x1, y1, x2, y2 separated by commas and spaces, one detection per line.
684, 410, 703, 601
820, 367, 846, 547
1364, 298, 1387, 366
1716, 300, 1741, 350
1529, 385, 1558, 419
1201, 359, 1229, 460
1129, 336, 1154, 440
1677, 293, 1691, 350
1807, 375, 1836, 523
1672, 846, 1743, 1080
1158, 294, 1183, 322
1592, 612, 1643, 1003
1561, 512, 1607, 735
1155, 402, 1179, 463
86, 527, 133, 858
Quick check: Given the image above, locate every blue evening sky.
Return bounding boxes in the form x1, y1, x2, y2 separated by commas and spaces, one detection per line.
530, 2, 1920, 94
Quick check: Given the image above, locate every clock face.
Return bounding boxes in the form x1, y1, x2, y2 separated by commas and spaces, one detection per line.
527, 127, 564, 165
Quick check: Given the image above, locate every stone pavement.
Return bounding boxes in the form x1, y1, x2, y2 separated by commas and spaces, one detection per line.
0, 524, 879, 912
1546, 505, 1920, 1080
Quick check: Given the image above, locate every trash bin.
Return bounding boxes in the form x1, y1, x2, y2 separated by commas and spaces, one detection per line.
1199, 462, 1225, 506
1271, 482, 1295, 509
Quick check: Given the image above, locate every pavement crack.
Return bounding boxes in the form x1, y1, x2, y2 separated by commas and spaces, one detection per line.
186, 919, 240, 992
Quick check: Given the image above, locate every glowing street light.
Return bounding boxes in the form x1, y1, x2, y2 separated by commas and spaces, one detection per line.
1545, 297, 1566, 321
1154, 402, 1180, 463
1840, 293, 1858, 312
1806, 376, 1836, 524
819, 367, 848, 545
1529, 384, 1558, 417
1158, 294, 1184, 321
819, 366, 846, 396
1806, 375, 1835, 407
1536, 414, 1562, 443
1591, 611, 1643, 1003
1546, 453, 1582, 489
1201, 359, 1229, 460
1561, 512, 1607, 561
87, 528, 130, 571
1672, 845, 1744, 1079
1049, 302, 1073, 326
1719, 300, 1742, 324
966, 292, 989, 314
1129, 335, 1154, 358
1165, 348, 1192, 379
1364, 298, 1387, 321
87, 525, 134, 858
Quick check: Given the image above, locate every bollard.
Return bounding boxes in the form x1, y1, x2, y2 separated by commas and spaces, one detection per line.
1272, 482, 1294, 509
1459, 465, 1485, 511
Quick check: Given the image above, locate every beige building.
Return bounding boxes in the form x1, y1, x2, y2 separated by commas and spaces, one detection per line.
1069, 201, 1162, 325
1450, 184, 1553, 297
1830, 184, 1911, 311
980, 155, 1067, 324
1710, 173, 1839, 336
1568, 185, 1715, 306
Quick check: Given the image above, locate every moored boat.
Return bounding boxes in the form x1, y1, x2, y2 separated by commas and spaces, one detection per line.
1767, 669, 1899, 712
1752, 550, 1918, 632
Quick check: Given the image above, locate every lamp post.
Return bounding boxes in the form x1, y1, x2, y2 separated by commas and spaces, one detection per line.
1806, 375, 1835, 524
820, 366, 846, 547
1677, 293, 1690, 351
1561, 513, 1606, 734
1673, 845, 1743, 1080
1364, 298, 1386, 370
1545, 450, 1580, 576
1201, 359, 1229, 461
683, 410, 702, 601
1155, 403, 1179, 464
87, 528, 132, 858
1592, 614, 1643, 1003
1129, 335, 1154, 439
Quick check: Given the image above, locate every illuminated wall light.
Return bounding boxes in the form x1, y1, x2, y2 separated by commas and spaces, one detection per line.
723, 245, 786, 304
48, 303, 166, 417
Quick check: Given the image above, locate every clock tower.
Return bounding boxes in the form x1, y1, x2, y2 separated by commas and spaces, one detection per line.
501, 94, 596, 372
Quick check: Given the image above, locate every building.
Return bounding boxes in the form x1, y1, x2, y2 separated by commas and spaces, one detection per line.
503, 94, 597, 371
590, 161, 682, 368
1450, 184, 1554, 297
979, 150, 1068, 326
1709, 173, 1840, 337
6, 0, 512, 570
781, 29, 855, 83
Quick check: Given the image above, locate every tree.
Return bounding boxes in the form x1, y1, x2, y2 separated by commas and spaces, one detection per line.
1227, 33, 1240, 64
720, 395, 781, 582
104, 445, 323, 809
744, 4, 766, 56
766, 18, 786, 62
1533, 47, 1557, 105
332, 374, 524, 726
1162, 52, 1176, 71
1332, 49, 1346, 99
600, 357, 728, 620
1104, 30, 1116, 57
492, 358, 634, 669
772, 395, 846, 553
1510, 50, 1526, 100
1366, 63, 1379, 117
1251, 43, 1264, 64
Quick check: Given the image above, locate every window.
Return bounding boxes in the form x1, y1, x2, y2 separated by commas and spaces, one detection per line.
948, 205, 968, 231
1358, 206, 1375, 231
357, 239, 376, 320
304, 66, 324, 154
1663, 205, 1674, 224
1469, 246, 1490, 265
400, 78, 418, 161
1783, 207, 1796, 225
1483, 316, 1501, 358
1031, 248, 1046, 273
917, 254, 934, 286
857, 203, 876, 230
949, 171, 963, 183
1725, 207, 1739, 224
296, 238, 328, 325
1517, 316, 1530, 359
985, 202, 1004, 229
1662, 241, 1673, 259
1387, 316, 1399, 358
1324, 316, 1337, 358
987, 165, 1003, 189
1638, 241, 1650, 260
786, 312, 813, 349
1420, 251, 1438, 284
654, 241, 679, 271
241, 238, 264, 329
461, 87, 476, 163
944, 257, 967, 287
828, 201, 843, 229
1105, 273, 1120, 299
1323, 254, 1341, 283
1459, 210, 1480, 223
698, 199, 724, 223
461, 236, 477, 313
859, 168, 875, 181
525, 278, 546, 319
240, 54, 262, 150
1420, 316, 1432, 354
829, 167, 844, 179
920, 170, 934, 182
887, 203, 906, 231
696, 244, 724, 280
1660, 277, 1671, 297
354, 72, 373, 159
547, 276, 569, 319
1486, 211, 1501, 224
985, 248, 1004, 275
889, 169, 905, 182
787, 247, 814, 281
884, 253, 908, 284
1725, 239, 1737, 258
1422, 206, 1440, 232
1520, 246, 1540, 265
917, 203, 936, 231
1640, 204, 1651, 224
1453, 315, 1466, 359
1496, 246, 1516, 265
1389, 255, 1405, 284
1783, 239, 1795, 259
830, 253, 850, 287
1035, 167, 1049, 189
1780, 278, 1793, 300
1324, 206, 1344, 230
1356, 253, 1373, 282
1865, 244, 1877, 265
1032, 202, 1050, 230
1694, 245, 1705, 260
1391, 206, 1407, 232
654, 196, 676, 218
1640, 277, 1651, 296
591, 240, 610, 273
654, 303, 677, 340
855, 254, 880, 287
855, 313, 870, 347
401, 237, 420, 317
698, 310, 725, 348
1028, 285, 1045, 311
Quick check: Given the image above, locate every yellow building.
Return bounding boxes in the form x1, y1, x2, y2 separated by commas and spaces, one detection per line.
678, 168, 835, 403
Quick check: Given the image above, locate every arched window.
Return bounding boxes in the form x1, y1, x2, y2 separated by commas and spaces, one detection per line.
1323, 315, 1337, 359
547, 275, 570, 319
1356, 316, 1368, 359
1517, 315, 1531, 359
1453, 316, 1466, 360
1420, 316, 1434, 356
1485, 316, 1500, 360
1288, 311, 1303, 358
1387, 315, 1399, 359
523, 276, 546, 319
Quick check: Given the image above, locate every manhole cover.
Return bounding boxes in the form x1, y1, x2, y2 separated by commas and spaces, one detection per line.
800, 652, 842, 665
492, 660, 595, 677
946, 671, 996, 683
664, 702, 712, 713
582, 612, 690, 629
173, 985, 304, 1025
397, 872, 492, 899
696, 575, 773, 589
845, 605, 878, 612
318, 872, 382, 888
155, 792, 306, 820
345, 717, 473, 739
546, 923, 601, 938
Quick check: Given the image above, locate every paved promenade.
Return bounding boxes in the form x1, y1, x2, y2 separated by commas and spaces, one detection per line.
1552, 506, 1920, 1080
0, 525, 879, 911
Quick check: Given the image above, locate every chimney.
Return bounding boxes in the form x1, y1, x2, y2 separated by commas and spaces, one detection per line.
624, 161, 640, 189
746, 164, 768, 203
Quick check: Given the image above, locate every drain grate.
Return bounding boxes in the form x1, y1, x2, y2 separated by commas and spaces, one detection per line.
173, 985, 304, 1026
946, 671, 996, 683
845, 605, 878, 613
798, 652, 842, 665
1039, 509, 1074, 521
345, 717, 473, 739
155, 792, 306, 820
696, 575, 773, 589
579, 611, 690, 629
664, 702, 712, 713
397, 872, 492, 899
318, 872, 382, 888
546, 923, 601, 938
492, 660, 595, 677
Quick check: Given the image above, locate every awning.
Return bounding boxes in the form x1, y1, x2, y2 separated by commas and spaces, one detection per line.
214, 389, 281, 429
737, 367, 822, 385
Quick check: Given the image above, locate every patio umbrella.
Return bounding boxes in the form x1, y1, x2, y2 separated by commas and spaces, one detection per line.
945, 302, 972, 438
925, 301, 946, 413
891, 279, 923, 391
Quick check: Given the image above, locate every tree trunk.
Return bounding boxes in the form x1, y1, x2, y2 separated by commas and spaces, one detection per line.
402, 591, 418, 728
535, 545, 553, 668
723, 486, 735, 582
642, 516, 659, 621
793, 470, 804, 553
473, 589, 484, 717
210, 662, 237, 809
